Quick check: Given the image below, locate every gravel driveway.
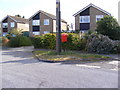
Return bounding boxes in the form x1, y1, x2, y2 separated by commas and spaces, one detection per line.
0, 46, 118, 88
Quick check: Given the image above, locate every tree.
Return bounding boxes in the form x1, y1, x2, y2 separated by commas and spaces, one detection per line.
15, 15, 25, 18
22, 16, 25, 18
15, 14, 21, 17
96, 16, 120, 40
6, 28, 23, 39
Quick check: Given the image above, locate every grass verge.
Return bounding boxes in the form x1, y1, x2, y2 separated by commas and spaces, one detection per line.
33, 50, 110, 61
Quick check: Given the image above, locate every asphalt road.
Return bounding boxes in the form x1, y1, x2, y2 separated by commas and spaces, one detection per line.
0, 46, 118, 88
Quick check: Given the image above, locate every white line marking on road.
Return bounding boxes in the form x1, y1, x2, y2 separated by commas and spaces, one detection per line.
76, 64, 101, 69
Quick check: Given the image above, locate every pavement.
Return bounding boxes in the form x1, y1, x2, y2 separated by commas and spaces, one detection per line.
0, 46, 119, 88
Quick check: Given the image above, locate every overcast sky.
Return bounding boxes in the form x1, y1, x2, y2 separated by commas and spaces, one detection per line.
0, 0, 119, 25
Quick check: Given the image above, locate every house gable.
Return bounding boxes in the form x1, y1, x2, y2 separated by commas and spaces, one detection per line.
2, 17, 8, 23
80, 7, 90, 16
33, 13, 40, 20
74, 3, 111, 31
73, 3, 111, 17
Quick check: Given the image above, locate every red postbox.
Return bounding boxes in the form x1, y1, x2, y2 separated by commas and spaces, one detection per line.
61, 33, 68, 42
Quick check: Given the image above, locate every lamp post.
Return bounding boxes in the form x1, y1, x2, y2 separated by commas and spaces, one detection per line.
56, 0, 61, 53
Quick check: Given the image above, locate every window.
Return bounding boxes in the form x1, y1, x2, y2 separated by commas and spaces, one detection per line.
33, 26, 40, 31
32, 20, 40, 26
44, 19, 49, 25
96, 15, 104, 22
44, 31, 50, 34
11, 22, 15, 27
33, 32, 40, 35
80, 16, 90, 23
2, 23, 8, 28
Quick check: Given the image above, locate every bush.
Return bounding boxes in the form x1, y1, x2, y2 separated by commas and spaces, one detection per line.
31, 33, 87, 50
22, 31, 29, 37
86, 34, 114, 54
62, 33, 86, 50
96, 16, 120, 40
32, 34, 56, 49
9, 35, 32, 47
2, 37, 10, 46
111, 41, 120, 53
6, 28, 23, 39
30, 36, 43, 49
41, 34, 56, 49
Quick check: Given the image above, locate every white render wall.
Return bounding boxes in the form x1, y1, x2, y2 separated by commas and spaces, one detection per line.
53, 20, 56, 32
17, 23, 29, 32
53, 20, 67, 32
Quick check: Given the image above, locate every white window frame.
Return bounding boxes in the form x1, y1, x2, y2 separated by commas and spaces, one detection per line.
44, 19, 49, 25
96, 15, 104, 22
44, 31, 50, 34
33, 32, 40, 35
32, 20, 40, 26
80, 16, 90, 23
2, 23, 8, 28
10, 22, 15, 27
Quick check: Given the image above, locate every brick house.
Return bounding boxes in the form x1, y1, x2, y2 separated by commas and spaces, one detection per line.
73, 3, 111, 33
1, 15, 29, 36
29, 10, 67, 36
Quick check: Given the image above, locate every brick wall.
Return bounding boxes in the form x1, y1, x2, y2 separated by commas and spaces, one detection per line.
90, 6, 108, 30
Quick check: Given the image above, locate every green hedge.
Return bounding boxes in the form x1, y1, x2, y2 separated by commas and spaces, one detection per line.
9, 35, 32, 47
31, 33, 120, 54
31, 33, 86, 50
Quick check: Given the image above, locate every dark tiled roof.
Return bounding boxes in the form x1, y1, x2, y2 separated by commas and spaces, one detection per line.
8, 15, 29, 23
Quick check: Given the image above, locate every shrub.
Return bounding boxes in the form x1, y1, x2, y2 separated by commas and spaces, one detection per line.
30, 36, 43, 49
9, 35, 32, 47
31, 33, 87, 50
61, 33, 86, 50
32, 34, 56, 49
96, 16, 120, 40
6, 28, 23, 39
111, 41, 120, 53
1, 37, 10, 46
86, 34, 114, 54
22, 31, 29, 37
42, 34, 56, 49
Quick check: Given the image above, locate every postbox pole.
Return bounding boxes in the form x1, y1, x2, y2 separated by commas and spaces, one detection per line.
56, 0, 61, 53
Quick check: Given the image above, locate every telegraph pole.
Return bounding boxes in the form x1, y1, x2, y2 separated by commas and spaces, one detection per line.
56, 0, 61, 53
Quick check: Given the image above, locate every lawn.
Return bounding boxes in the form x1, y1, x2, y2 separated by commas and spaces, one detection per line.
33, 50, 110, 61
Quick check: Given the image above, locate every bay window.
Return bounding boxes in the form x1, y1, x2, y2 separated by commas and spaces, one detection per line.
80, 16, 90, 23
32, 20, 40, 26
